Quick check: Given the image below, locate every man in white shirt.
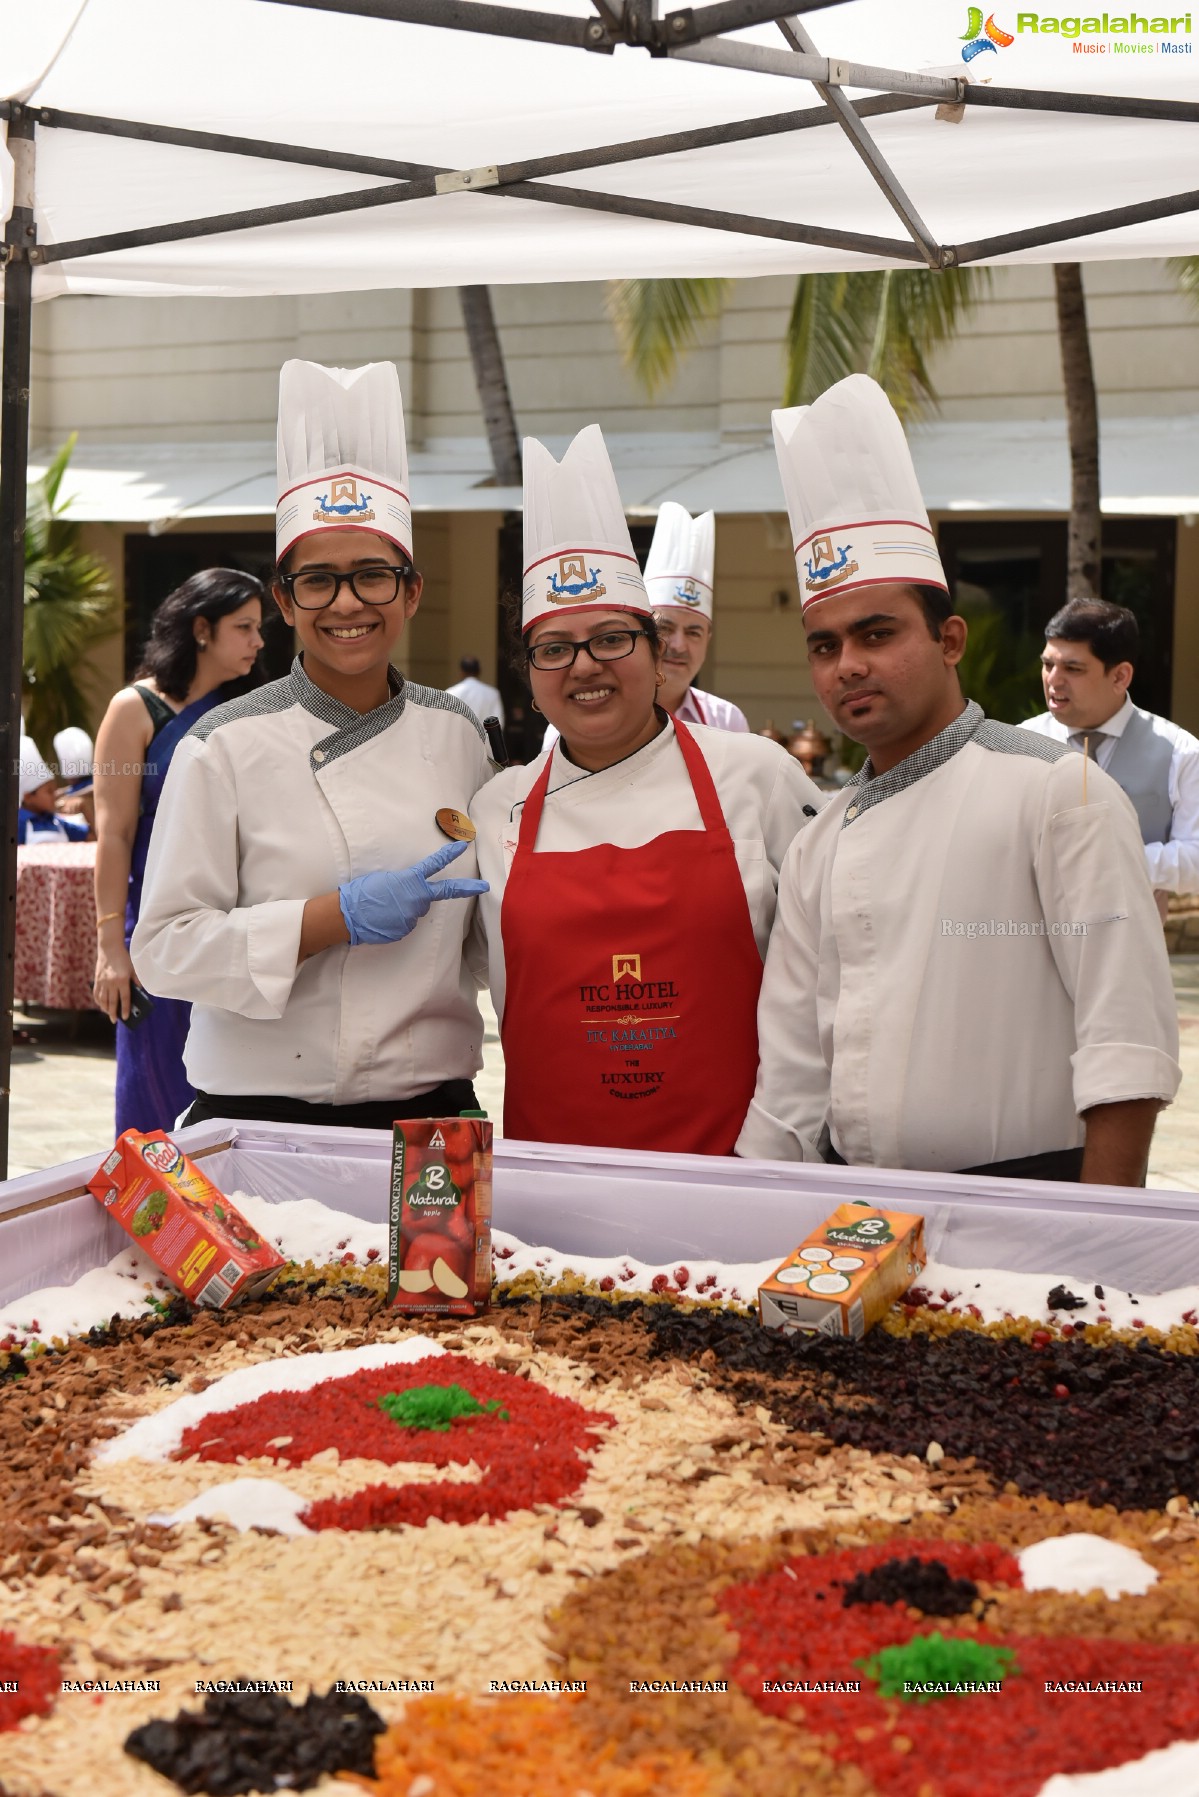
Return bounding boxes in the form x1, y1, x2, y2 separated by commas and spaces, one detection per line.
448, 656, 504, 727
737, 375, 1179, 1186
1020, 599, 1199, 916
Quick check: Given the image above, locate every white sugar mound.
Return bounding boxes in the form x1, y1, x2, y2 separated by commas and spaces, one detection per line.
96, 1337, 445, 1464
1018, 1533, 1158, 1600
150, 1478, 313, 1538
1036, 1738, 1199, 1795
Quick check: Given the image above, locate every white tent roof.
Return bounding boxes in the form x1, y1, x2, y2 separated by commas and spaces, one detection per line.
4, 0, 1199, 298
32, 415, 1199, 524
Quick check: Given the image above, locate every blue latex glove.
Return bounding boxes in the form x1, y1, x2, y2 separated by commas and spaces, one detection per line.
338, 840, 489, 948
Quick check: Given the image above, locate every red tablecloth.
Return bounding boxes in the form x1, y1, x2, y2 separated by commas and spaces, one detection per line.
14, 842, 100, 1012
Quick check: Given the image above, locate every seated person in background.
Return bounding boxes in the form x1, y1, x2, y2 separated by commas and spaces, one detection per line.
53, 726, 96, 831
17, 746, 90, 843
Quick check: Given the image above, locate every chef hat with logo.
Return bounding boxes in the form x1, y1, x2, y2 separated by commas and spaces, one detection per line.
521, 424, 650, 633
644, 503, 715, 621
772, 373, 947, 616
53, 727, 93, 780
276, 359, 412, 564
19, 743, 56, 801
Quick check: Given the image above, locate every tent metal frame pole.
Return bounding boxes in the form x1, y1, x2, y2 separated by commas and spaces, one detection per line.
35, 172, 922, 267
775, 14, 941, 268
6, 91, 931, 187
0, 108, 36, 1183
253, 0, 849, 51
671, 38, 964, 100
950, 185, 1199, 264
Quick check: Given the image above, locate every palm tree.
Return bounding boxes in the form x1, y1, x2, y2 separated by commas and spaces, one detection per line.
607, 267, 990, 418
23, 436, 120, 749
1053, 265, 1101, 601
458, 286, 522, 486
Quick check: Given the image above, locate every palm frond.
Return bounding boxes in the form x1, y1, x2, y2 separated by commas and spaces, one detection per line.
1171, 257, 1199, 310
23, 438, 120, 747
783, 271, 881, 406
605, 277, 732, 395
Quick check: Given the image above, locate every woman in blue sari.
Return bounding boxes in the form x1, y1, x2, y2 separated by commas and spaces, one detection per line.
92, 570, 265, 1133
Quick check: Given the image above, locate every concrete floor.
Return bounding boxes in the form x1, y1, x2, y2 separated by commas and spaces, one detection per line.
7, 969, 1198, 1189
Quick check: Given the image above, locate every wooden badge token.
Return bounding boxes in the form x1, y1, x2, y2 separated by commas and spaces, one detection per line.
435, 807, 477, 843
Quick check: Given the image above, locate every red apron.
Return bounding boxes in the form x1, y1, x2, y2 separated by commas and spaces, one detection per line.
500, 717, 763, 1155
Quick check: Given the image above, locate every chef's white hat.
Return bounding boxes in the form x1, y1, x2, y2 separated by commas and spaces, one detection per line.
19, 743, 56, 800
644, 503, 715, 621
521, 424, 650, 633
772, 374, 947, 616
53, 727, 93, 779
275, 359, 412, 563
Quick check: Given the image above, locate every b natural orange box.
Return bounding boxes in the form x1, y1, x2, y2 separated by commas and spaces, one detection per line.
758, 1203, 925, 1340
387, 1117, 493, 1316
88, 1130, 285, 1308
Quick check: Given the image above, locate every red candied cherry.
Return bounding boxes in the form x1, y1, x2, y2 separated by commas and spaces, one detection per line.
336, 1239, 348, 1251
365, 1248, 380, 1263
340, 1253, 355, 1266
651, 1274, 671, 1294
674, 1266, 691, 1289
1031, 1329, 1052, 1348
1054, 1384, 1070, 1400
600, 1276, 615, 1292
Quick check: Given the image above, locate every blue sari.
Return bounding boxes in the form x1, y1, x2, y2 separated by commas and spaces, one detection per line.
114, 688, 227, 1136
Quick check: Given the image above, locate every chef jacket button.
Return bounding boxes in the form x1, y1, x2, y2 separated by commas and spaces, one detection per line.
846, 804, 858, 819
312, 748, 326, 763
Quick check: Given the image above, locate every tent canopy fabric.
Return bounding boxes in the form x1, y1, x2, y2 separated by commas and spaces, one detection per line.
4, 0, 1199, 298
31, 415, 1199, 525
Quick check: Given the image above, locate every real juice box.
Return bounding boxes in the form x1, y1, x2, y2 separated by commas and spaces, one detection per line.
88, 1130, 285, 1309
758, 1202, 925, 1340
387, 1117, 492, 1316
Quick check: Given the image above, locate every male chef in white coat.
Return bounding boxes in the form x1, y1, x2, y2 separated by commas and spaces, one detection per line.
737, 375, 1180, 1186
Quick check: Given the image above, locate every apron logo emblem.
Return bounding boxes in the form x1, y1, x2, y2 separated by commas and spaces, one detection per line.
612, 953, 641, 982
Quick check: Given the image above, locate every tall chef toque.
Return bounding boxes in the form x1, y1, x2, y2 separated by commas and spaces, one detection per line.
521, 424, 650, 633
772, 373, 947, 615
276, 359, 412, 564
644, 503, 715, 621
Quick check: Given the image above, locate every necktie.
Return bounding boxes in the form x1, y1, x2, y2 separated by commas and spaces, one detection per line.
1068, 730, 1109, 754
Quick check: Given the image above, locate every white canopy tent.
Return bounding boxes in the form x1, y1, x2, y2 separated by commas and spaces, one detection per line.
2, 0, 1199, 1168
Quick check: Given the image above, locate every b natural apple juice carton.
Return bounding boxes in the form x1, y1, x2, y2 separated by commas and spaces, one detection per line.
387, 1115, 493, 1315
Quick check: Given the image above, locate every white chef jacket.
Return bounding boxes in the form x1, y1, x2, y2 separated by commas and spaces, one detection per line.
540, 684, 749, 753
470, 720, 823, 1020
448, 675, 504, 727
132, 659, 493, 1104
1021, 698, 1199, 895
737, 702, 1181, 1173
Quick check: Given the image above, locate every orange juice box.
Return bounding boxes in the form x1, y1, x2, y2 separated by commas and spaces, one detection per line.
758, 1202, 925, 1340
88, 1130, 285, 1308
387, 1117, 493, 1316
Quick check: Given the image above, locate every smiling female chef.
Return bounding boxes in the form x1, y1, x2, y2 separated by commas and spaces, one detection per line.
470, 424, 823, 1155
132, 360, 490, 1129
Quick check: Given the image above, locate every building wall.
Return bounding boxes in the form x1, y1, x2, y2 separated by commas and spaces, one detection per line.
30, 263, 1199, 736
31, 262, 1199, 449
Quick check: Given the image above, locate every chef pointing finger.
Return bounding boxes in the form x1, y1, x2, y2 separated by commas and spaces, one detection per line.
133, 359, 492, 1133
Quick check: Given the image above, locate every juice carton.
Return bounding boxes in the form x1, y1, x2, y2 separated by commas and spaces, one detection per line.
387, 1116, 492, 1316
88, 1130, 286, 1309
758, 1202, 925, 1340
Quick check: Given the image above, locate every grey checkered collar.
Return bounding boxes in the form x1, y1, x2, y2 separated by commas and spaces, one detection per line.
288, 655, 406, 769
843, 699, 983, 827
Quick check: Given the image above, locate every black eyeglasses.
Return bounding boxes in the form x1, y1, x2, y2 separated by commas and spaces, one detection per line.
527, 628, 650, 672
278, 565, 412, 610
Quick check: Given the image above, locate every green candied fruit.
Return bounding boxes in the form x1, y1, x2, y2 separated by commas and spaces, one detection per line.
858, 1633, 1017, 1702
376, 1384, 508, 1432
